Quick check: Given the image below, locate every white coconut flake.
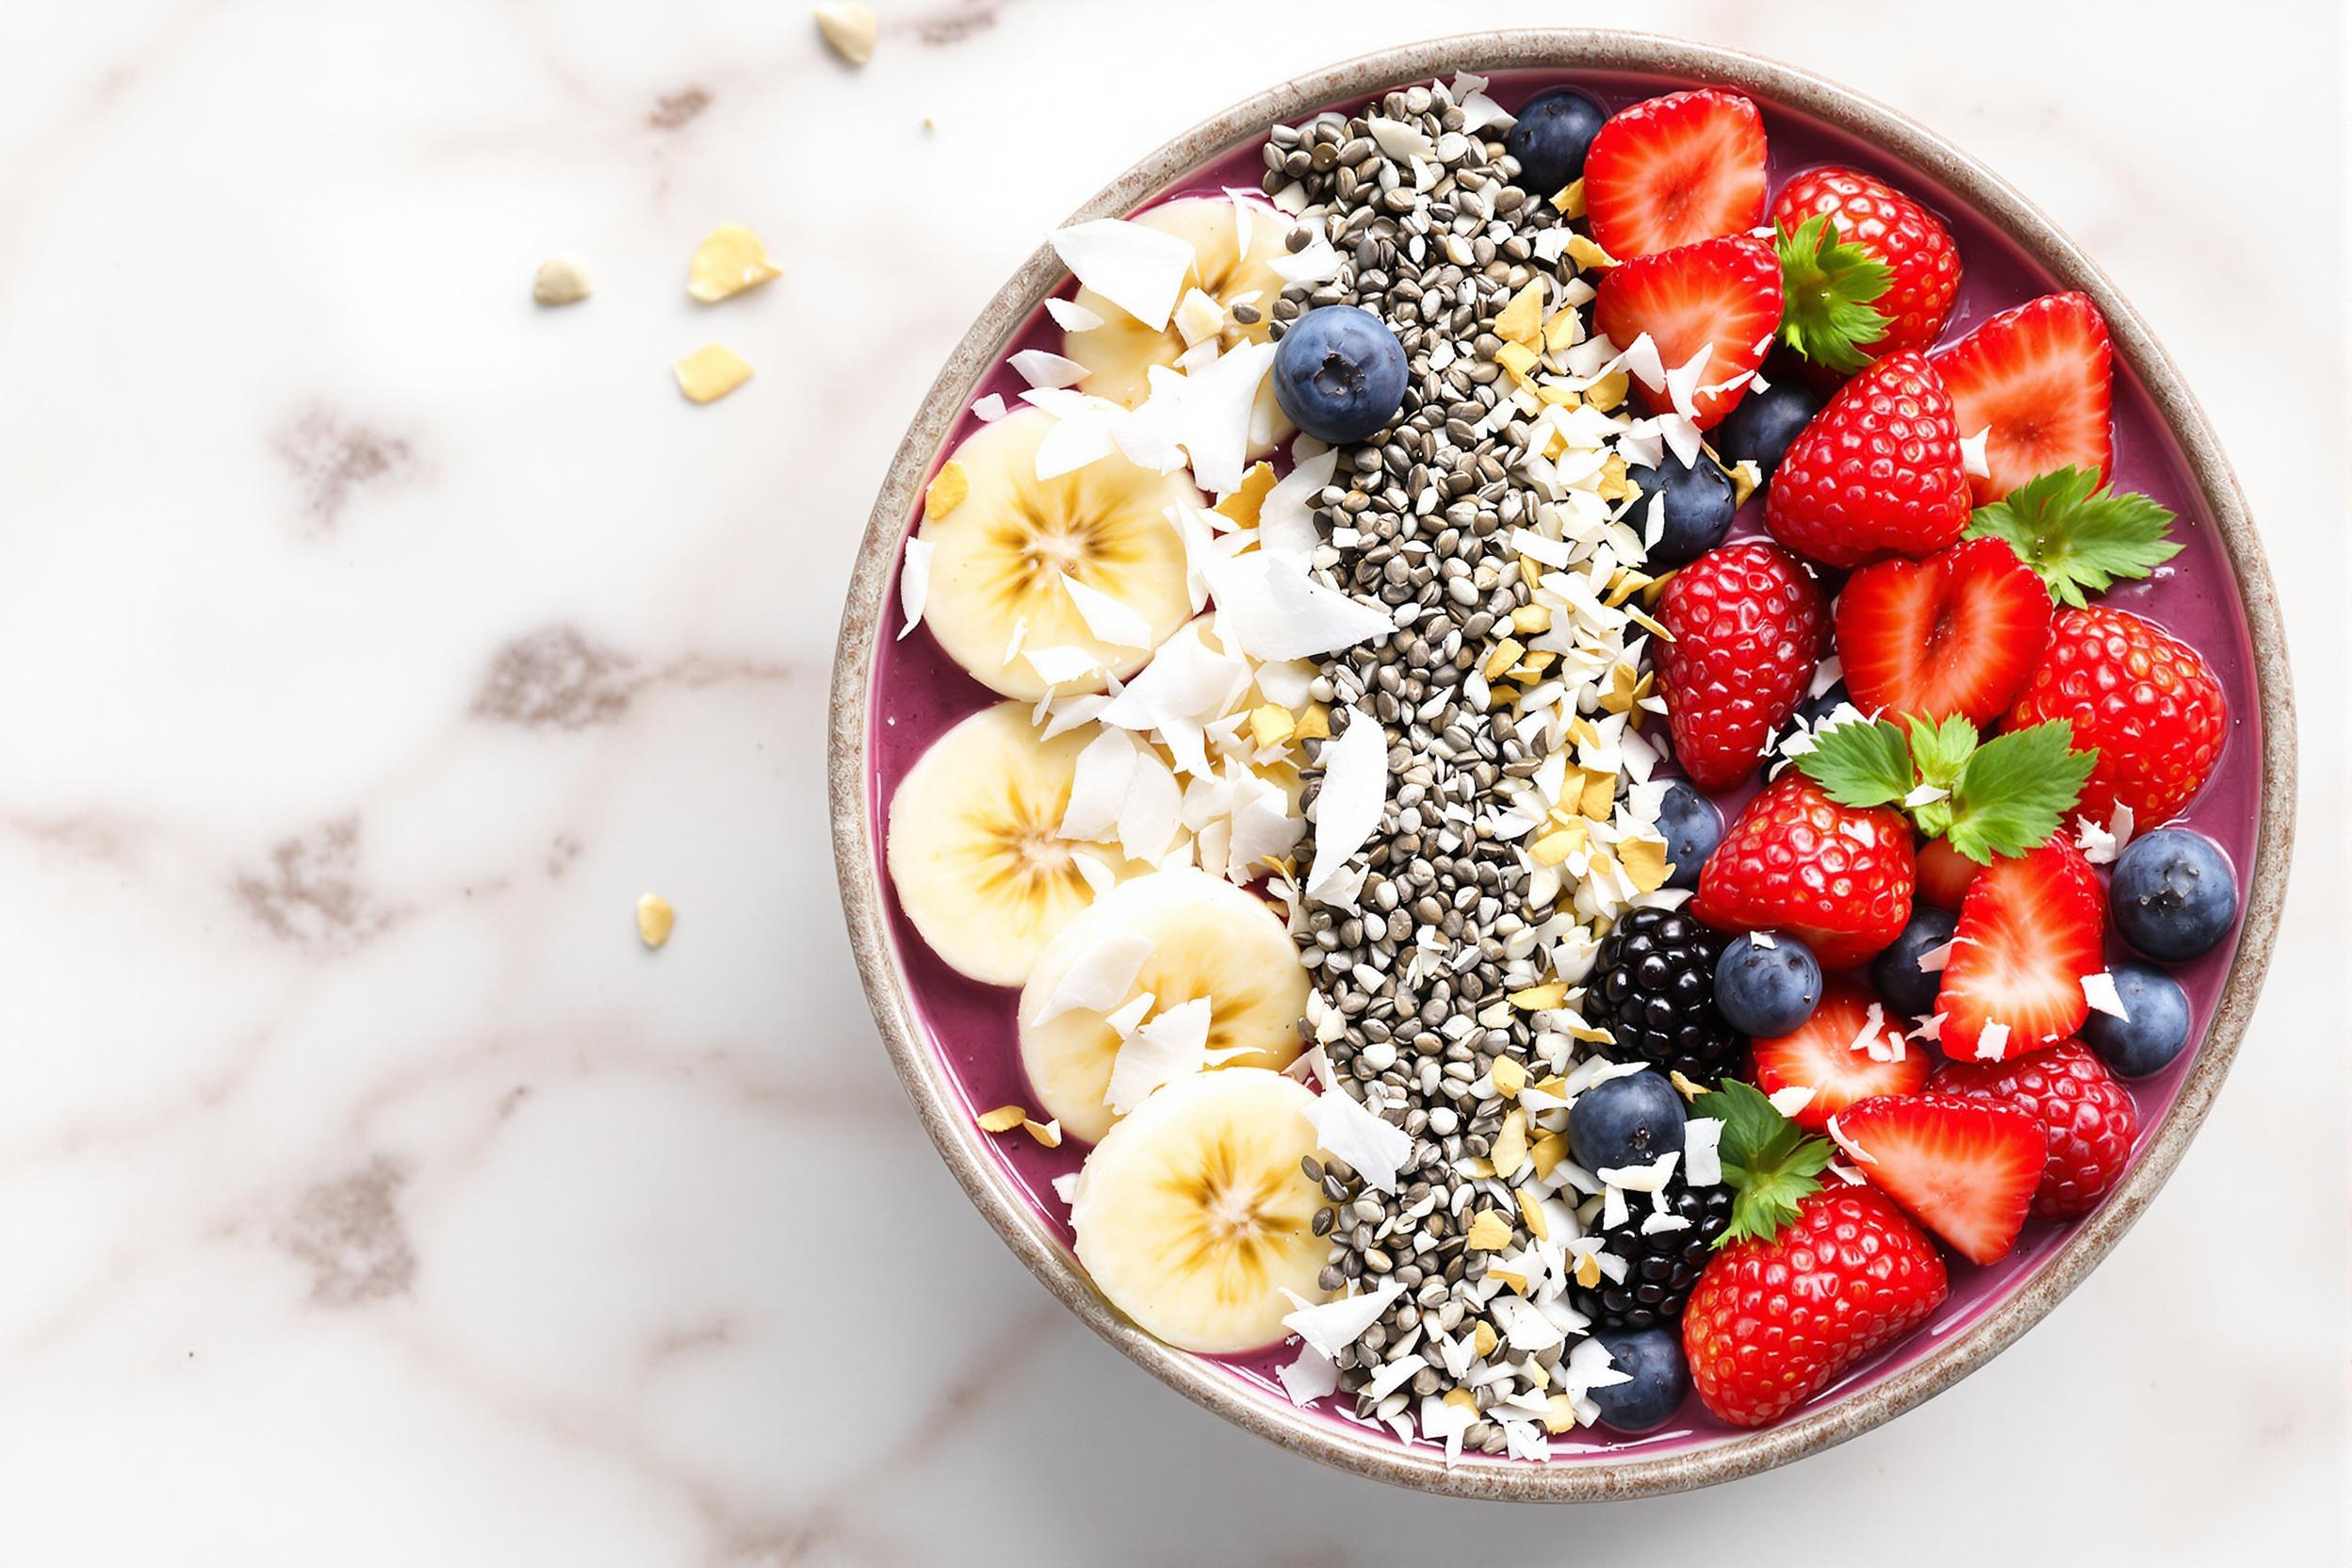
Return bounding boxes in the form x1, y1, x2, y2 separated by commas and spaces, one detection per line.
1009, 349, 1091, 390
1220, 188, 1263, 256
971, 392, 1008, 422
2077, 800, 2136, 866
1105, 995, 1214, 1113
1268, 236, 1345, 286
1029, 927, 1152, 1026
1913, 938, 1957, 973
1044, 297, 1105, 334
1050, 217, 1194, 333
1280, 1280, 1405, 1356
1767, 1085, 1817, 1119
1276, 1340, 1340, 1406
1060, 573, 1155, 649
1259, 448, 1339, 561
1366, 114, 1437, 164
1024, 645, 1103, 688
1490, 1294, 1567, 1352
1306, 713, 1388, 899
1051, 1172, 1080, 1204
2082, 971, 2130, 1019
1174, 340, 1279, 495
1960, 425, 1993, 479
1975, 1021, 2012, 1061
1684, 1117, 1725, 1186
1598, 1152, 1679, 1193
895, 538, 934, 640
1306, 1085, 1412, 1194
1117, 745, 1184, 861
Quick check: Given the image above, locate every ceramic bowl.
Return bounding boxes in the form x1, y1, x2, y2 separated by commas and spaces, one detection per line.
828, 30, 2295, 1500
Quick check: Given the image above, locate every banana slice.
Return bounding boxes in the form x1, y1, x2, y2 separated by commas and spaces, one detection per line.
1061, 196, 1293, 446
1019, 867, 1307, 1143
1071, 1066, 1327, 1353
887, 702, 1146, 987
918, 408, 1200, 699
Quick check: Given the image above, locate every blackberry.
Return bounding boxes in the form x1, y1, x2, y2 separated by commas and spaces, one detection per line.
1576, 1180, 1735, 1330
1588, 906, 1741, 1082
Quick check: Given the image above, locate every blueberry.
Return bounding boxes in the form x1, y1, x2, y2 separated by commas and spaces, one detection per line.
1714, 378, 1824, 482
1624, 450, 1737, 566
1504, 88, 1607, 194
1655, 780, 1723, 890
1870, 906, 1959, 1019
2110, 829, 2239, 961
1713, 933, 1822, 1036
1568, 1070, 1687, 1171
1270, 305, 1408, 444
2082, 961, 2194, 1078
1588, 1327, 1690, 1433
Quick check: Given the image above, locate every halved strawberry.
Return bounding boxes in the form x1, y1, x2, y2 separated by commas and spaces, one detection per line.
1931, 292, 2114, 504
1914, 836, 1980, 910
1594, 235, 1783, 428
1827, 1092, 2046, 1264
1835, 536, 2055, 727
1584, 89, 1769, 261
1748, 978, 1930, 1132
1935, 837, 2104, 1062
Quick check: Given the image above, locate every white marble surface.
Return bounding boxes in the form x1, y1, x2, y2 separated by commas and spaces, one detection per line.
2, 0, 2344, 1561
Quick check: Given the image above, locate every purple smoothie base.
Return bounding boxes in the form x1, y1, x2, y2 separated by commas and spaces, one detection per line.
863, 69, 2263, 1460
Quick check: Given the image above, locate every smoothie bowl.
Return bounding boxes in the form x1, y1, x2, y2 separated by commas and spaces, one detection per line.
826, 32, 2294, 1499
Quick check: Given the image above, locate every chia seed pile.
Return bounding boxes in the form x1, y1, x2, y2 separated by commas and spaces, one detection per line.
1260, 79, 1725, 1454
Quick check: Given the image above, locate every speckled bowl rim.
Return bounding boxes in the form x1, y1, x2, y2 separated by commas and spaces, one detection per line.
827, 29, 2296, 1501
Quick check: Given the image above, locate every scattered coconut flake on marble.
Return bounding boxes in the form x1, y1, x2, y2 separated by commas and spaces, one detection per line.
1277, 1341, 1341, 1405
1030, 927, 1152, 1026
1050, 218, 1195, 333
1306, 712, 1388, 900
1105, 996, 1214, 1113
1306, 1085, 1412, 1194
896, 538, 934, 640
1044, 298, 1105, 334
1061, 573, 1154, 649
1281, 1280, 1404, 1357
1009, 349, 1091, 390
2082, 971, 2130, 1019
1975, 1021, 2011, 1061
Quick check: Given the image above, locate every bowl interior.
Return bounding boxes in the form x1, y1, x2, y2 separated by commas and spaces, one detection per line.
840, 41, 2280, 1495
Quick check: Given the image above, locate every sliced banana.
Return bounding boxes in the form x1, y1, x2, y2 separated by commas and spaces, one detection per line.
1060, 196, 1293, 446
1071, 1067, 1327, 1353
887, 702, 1146, 987
1019, 867, 1307, 1143
918, 408, 1200, 699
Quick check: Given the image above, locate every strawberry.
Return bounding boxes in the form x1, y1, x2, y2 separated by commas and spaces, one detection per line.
1764, 351, 1971, 568
1592, 234, 1782, 429
1772, 166, 1962, 364
2004, 606, 2229, 826
1654, 542, 1827, 792
1931, 1039, 2139, 1219
1826, 1092, 2046, 1264
1835, 535, 2054, 727
1682, 1084, 1947, 1428
1692, 774, 1915, 968
1583, 89, 1769, 261
1932, 292, 2114, 504
1914, 835, 1980, 910
1935, 836, 2105, 1063
1748, 977, 1930, 1132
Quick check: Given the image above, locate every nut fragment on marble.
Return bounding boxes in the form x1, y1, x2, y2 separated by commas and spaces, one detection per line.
531, 255, 594, 305
814, 3, 876, 66
636, 892, 676, 948
672, 344, 752, 404
686, 224, 781, 303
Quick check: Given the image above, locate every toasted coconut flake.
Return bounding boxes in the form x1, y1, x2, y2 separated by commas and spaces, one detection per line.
673, 343, 752, 403
1465, 1210, 1514, 1250
1050, 218, 1195, 333
976, 1104, 1028, 1133
685, 226, 781, 303
635, 893, 676, 948
1492, 1109, 1530, 1179
1490, 1057, 1529, 1099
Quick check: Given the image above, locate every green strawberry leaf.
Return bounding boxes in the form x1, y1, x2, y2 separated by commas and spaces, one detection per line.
1944, 719, 2099, 863
1964, 466, 2183, 609
1792, 714, 1914, 808
1693, 1080, 1834, 1247
1773, 215, 1893, 375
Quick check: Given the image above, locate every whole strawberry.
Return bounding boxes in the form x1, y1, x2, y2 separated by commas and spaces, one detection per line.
1692, 773, 1915, 968
1931, 1039, 2140, 1219
2005, 606, 2229, 827
1655, 542, 1826, 792
1682, 1084, 1948, 1429
1773, 166, 1963, 362
1765, 351, 1971, 568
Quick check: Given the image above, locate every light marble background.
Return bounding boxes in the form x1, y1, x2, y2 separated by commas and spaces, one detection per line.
1, 0, 2344, 1562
